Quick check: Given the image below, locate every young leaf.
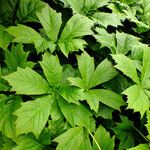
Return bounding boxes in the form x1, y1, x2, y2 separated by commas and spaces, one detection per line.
17, 0, 46, 23
112, 116, 135, 150
0, 26, 13, 50
53, 127, 92, 150
85, 89, 125, 112
4, 67, 50, 95
93, 125, 115, 150
14, 95, 54, 138
146, 111, 150, 140
123, 84, 149, 116
112, 54, 140, 84
58, 97, 95, 131
40, 52, 62, 87
37, 5, 62, 42
5, 44, 29, 72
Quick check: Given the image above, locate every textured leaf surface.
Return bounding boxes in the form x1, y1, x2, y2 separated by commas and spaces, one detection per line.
40, 52, 62, 86
112, 54, 140, 84
146, 111, 150, 140
37, 5, 62, 42
4, 67, 50, 95
93, 125, 115, 150
123, 84, 149, 116
54, 127, 92, 150
14, 95, 54, 138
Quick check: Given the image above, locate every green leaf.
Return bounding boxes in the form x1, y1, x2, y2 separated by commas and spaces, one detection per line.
58, 14, 93, 56
69, 53, 117, 90
40, 52, 62, 87
93, 12, 122, 28
93, 125, 115, 150
13, 135, 43, 150
14, 95, 54, 138
89, 58, 118, 88
17, 0, 46, 23
4, 67, 50, 95
58, 86, 85, 104
128, 144, 149, 150
6, 24, 53, 53
146, 111, 150, 140
37, 5, 62, 42
112, 54, 140, 84
85, 89, 125, 112
5, 44, 29, 72
116, 32, 140, 55
123, 84, 149, 116
112, 116, 135, 150
58, 97, 95, 131
53, 127, 92, 150
141, 48, 150, 89
0, 26, 13, 50
0, 96, 21, 139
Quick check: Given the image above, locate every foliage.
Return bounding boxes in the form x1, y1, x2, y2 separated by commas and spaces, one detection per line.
0, 0, 150, 149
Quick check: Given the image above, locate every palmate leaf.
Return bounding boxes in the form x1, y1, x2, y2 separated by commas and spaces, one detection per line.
40, 52, 62, 87
123, 85, 149, 116
3, 67, 50, 95
93, 125, 115, 150
58, 97, 95, 131
85, 89, 125, 112
53, 127, 92, 150
17, 0, 46, 23
0, 26, 13, 50
69, 52, 118, 90
112, 54, 140, 84
37, 5, 62, 42
14, 95, 54, 138
5, 44, 30, 72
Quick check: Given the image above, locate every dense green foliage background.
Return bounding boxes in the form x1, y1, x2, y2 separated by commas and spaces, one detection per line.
0, 0, 150, 149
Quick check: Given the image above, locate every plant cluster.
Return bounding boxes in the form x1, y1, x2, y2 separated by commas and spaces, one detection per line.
0, 0, 150, 149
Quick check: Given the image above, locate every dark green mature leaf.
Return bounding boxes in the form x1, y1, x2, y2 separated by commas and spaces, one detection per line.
14, 95, 54, 138
85, 89, 125, 112
93, 125, 115, 150
58, 97, 95, 131
54, 127, 92, 150
112, 116, 135, 150
0, 26, 13, 50
112, 54, 140, 84
123, 84, 149, 116
0, 96, 21, 139
4, 67, 50, 95
13, 135, 43, 150
40, 52, 62, 87
5, 44, 29, 72
17, 0, 46, 23
37, 5, 62, 42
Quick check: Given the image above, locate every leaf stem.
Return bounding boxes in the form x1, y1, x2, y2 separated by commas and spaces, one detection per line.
88, 129, 102, 150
